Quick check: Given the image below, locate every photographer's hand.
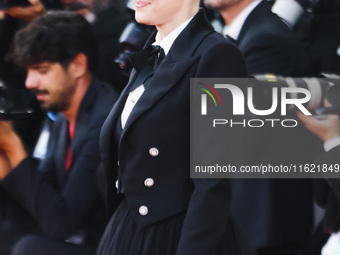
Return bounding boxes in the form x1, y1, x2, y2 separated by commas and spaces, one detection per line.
297, 100, 340, 142
298, 112, 340, 142
5, 0, 45, 22
0, 122, 27, 180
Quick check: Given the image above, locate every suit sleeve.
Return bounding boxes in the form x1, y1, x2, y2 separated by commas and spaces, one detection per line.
315, 146, 340, 204
0, 130, 103, 240
241, 31, 311, 76
176, 41, 248, 255
313, 146, 340, 232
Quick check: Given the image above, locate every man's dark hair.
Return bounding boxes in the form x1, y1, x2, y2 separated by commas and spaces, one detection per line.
10, 11, 98, 73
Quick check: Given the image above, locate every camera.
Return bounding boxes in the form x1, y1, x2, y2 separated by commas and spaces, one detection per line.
0, 0, 30, 9
251, 74, 340, 116
114, 2, 155, 75
114, 21, 155, 74
0, 79, 38, 120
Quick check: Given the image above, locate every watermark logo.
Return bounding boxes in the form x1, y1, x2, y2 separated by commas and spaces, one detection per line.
198, 82, 222, 115
198, 82, 312, 117
190, 77, 338, 179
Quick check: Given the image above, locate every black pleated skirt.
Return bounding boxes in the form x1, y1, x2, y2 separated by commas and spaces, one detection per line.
96, 199, 255, 255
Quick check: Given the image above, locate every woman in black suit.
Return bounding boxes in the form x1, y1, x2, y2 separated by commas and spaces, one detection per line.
97, 0, 253, 254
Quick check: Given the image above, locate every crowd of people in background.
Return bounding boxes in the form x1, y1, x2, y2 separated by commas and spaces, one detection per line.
0, 0, 339, 254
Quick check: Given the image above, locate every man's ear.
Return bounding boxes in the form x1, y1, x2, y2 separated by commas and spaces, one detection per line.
69, 53, 88, 79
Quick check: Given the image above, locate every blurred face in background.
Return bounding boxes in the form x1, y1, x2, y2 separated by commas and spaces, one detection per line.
25, 62, 76, 112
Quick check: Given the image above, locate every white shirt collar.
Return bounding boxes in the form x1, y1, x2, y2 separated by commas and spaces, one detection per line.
223, 0, 261, 40
152, 16, 194, 55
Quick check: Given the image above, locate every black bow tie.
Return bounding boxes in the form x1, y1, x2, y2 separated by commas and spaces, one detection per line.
130, 45, 165, 72
128, 45, 166, 92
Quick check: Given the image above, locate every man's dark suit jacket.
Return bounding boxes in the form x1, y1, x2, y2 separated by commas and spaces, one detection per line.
236, 0, 312, 76
1, 79, 118, 245
314, 146, 340, 233
100, 10, 252, 255
230, 0, 318, 250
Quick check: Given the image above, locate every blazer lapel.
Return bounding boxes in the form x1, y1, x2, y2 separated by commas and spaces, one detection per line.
100, 38, 163, 150
121, 56, 198, 135
71, 80, 100, 156
100, 68, 138, 158
54, 118, 69, 187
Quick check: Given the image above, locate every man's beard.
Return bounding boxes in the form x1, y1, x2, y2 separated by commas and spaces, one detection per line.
33, 89, 73, 113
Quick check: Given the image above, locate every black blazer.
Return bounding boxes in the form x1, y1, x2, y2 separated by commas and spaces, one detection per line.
314, 146, 340, 233
100, 10, 247, 255
1, 79, 118, 245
